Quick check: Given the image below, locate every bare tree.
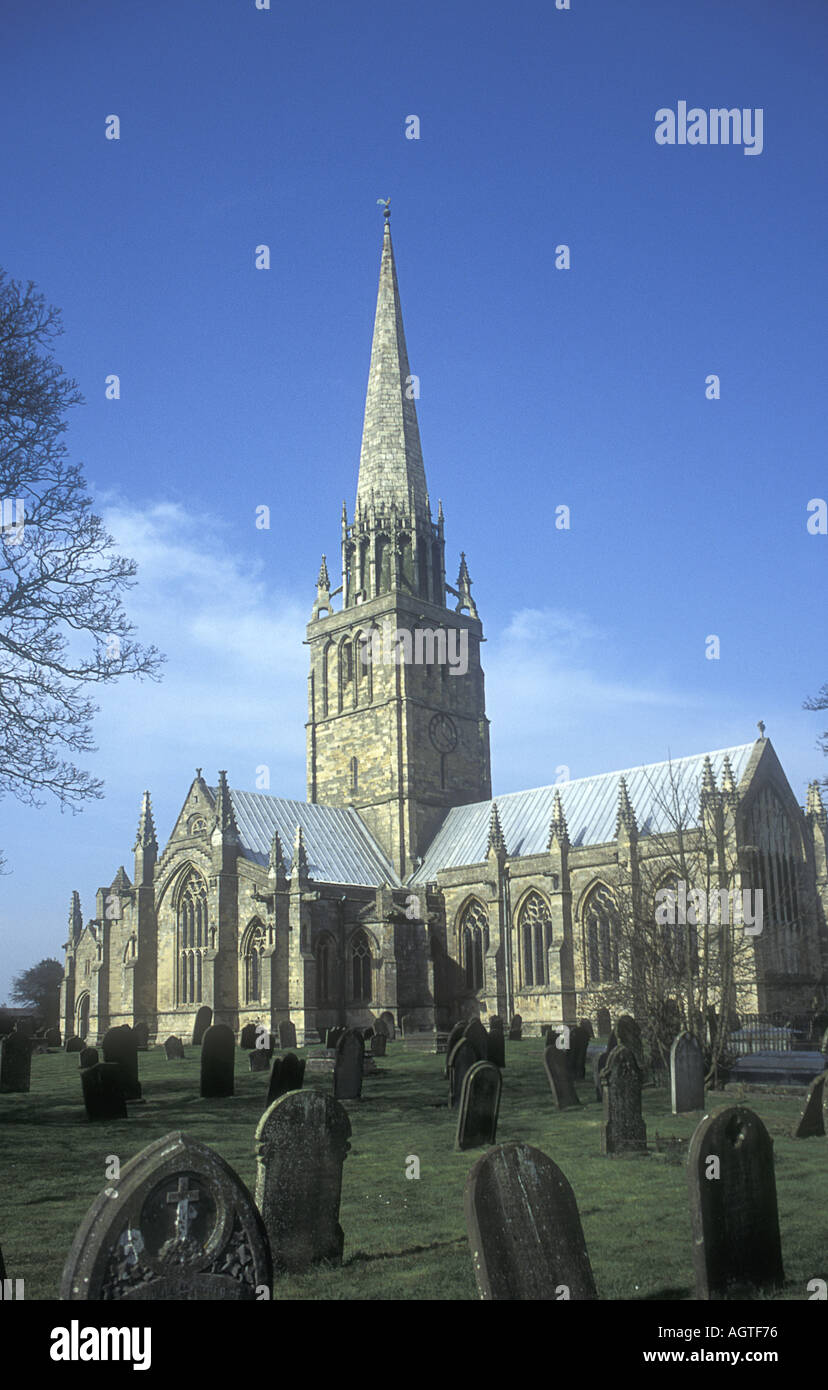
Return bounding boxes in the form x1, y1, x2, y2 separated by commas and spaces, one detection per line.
804, 684, 828, 781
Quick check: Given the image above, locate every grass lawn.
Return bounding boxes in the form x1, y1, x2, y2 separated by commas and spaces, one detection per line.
0, 1040, 824, 1301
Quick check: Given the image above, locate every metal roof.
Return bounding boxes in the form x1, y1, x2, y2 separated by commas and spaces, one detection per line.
408, 744, 756, 885
212, 789, 401, 888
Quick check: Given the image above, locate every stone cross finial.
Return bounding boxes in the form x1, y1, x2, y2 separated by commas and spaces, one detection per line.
167, 1176, 201, 1243
757, 720, 766, 739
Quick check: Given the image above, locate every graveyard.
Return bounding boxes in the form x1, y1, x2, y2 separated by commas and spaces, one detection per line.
0, 1032, 824, 1301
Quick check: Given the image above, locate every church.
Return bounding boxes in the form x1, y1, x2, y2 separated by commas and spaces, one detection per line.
59, 212, 828, 1047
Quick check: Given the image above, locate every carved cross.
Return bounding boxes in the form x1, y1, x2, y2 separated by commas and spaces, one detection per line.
166, 1175, 201, 1242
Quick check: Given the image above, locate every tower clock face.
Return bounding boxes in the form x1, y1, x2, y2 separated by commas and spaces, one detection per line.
429, 712, 458, 753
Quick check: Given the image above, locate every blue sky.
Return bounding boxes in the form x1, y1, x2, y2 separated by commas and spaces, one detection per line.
1, 0, 826, 1002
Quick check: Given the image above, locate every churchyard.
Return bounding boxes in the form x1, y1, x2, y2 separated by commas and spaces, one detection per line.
0, 1029, 825, 1301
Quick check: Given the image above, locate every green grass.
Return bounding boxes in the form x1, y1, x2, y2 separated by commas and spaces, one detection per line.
0, 1042, 824, 1300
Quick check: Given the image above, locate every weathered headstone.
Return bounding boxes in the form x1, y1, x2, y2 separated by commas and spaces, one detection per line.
449, 1038, 479, 1110
279, 1020, 297, 1050
81, 1062, 128, 1121
688, 1106, 784, 1299
596, 1007, 612, 1037
792, 1069, 827, 1138
333, 1029, 364, 1101
445, 1021, 467, 1075
464, 1142, 597, 1300
164, 1036, 185, 1060
65, 1036, 84, 1052
373, 1016, 390, 1039
456, 1061, 502, 1151
601, 1046, 647, 1155
379, 1011, 396, 1040
249, 1050, 270, 1072
370, 1031, 386, 1057
326, 1026, 346, 1051
508, 1013, 522, 1041
61, 1131, 271, 1299
567, 1024, 590, 1081
616, 1015, 644, 1066
543, 1043, 581, 1109
101, 1025, 142, 1101
44, 1027, 61, 1048
200, 1024, 235, 1099
0, 1031, 31, 1093
487, 1017, 506, 1069
239, 1023, 258, 1050
593, 1048, 609, 1102
79, 1046, 99, 1069
670, 1032, 705, 1114
192, 1006, 212, 1046
463, 1017, 489, 1062
255, 1091, 351, 1273
132, 1022, 149, 1051
266, 1052, 306, 1108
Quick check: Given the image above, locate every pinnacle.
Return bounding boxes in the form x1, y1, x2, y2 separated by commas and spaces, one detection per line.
616, 777, 638, 835
547, 789, 569, 848
487, 800, 507, 856
133, 790, 158, 852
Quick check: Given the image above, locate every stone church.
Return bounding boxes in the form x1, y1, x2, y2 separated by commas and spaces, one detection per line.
60, 212, 828, 1046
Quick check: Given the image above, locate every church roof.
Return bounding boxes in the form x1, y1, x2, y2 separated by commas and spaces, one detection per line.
408, 743, 757, 885
212, 788, 401, 887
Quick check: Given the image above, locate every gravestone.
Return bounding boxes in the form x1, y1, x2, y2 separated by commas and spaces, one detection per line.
601, 1046, 647, 1155
255, 1092, 351, 1273
0, 1031, 32, 1093
508, 1013, 522, 1041
670, 1032, 705, 1114
239, 1023, 258, 1050
593, 1049, 609, 1102
249, 1050, 270, 1073
456, 1061, 502, 1151
65, 1036, 84, 1053
79, 1046, 99, 1069
370, 1032, 386, 1058
362, 1026, 375, 1042
200, 1024, 235, 1099
688, 1106, 784, 1299
567, 1024, 590, 1081
448, 1039, 478, 1110
616, 1015, 644, 1066
464, 1142, 597, 1301
579, 1018, 594, 1040
401, 1015, 417, 1036
543, 1044, 581, 1109
279, 1021, 297, 1050
266, 1052, 306, 1108
487, 1017, 506, 1069
45, 1027, 61, 1048
192, 1006, 212, 1046
132, 1023, 149, 1051
333, 1030, 364, 1101
101, 1025, 142, 1101
374, 1016, 390, 1039
326, 1026, 346, 1051
792, 1069, 827, 1138
81, 1062, 128, 1121
164, 1036, 185, 1061
463, 1018, 489, 1062
61, 1131, 271, 1299
380, 1011, 396, 1040
445, 1021, 467, 1075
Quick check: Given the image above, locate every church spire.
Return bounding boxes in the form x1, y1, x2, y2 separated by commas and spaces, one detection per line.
133, 791, 158, 852
213, 771, 239, 841
355, 211, 430, 521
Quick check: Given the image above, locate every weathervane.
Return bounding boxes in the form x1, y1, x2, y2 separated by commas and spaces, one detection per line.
377, 197, 391, 220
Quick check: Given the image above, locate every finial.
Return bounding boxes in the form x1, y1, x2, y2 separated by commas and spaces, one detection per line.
757, 720, 766, 739
487, 801, 507, 857
377, 197, 391, 222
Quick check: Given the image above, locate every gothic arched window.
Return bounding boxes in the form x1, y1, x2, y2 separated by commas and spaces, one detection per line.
350, 930, 372, 1002
459, 900, 488, 992
178, 870, 209, 1005
654, 874, 699, 978
243, 919, 266, 1003
583, 883, 620, 985
316, 934, 335, 1005
518, 891, 552, 988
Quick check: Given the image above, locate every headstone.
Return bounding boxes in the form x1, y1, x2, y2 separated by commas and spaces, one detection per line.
792, 1069, 827, 1138
379, 1011, 396, 1040
101, 1026, 142, 1101
326, 1026, 346, 1051
687, 1106, 784, 1299
266, 1052, 306, 1108
249, 1050, 270, 1073
401, 1015, 417, 1036
44, 1027, 61, 1048
593, 1049, 609, 1103
579, 1018, 594, 1040
239, 1023, 258, 1050
456, 1061, 502, 1151
508, 1013, 522, 1041
200, 1024, 235, 1098
81, 1062, 128, 1121
192, 1006, 212, 1046
79, 1046, 99, 1069
0, 1031, 31, 1093
567, 1024, 590, 1081
445, 1021, 467, 1075
670, 1032, 705, 1114
279, 1020, 297, 1050
255, 1092, 351, 1273
374, 1016, 390, 1039
65, 1036, 84, 1053
448, 1039, 479, 1110
596, 1007, 612, 1038
601, 1046, 647, 1155
463, 1017, 489, 1062
464, 1142, 597, 1301
362, 1026, 375, 1041
616, 1015, 644, 1066
370, 1032, 386, 1058
487, 1017, 506, 1069
333, 1029, 364, 1101
132, 1022, 149, 1051
543, 1043, 581, 1109
164, 1036, 185, 1061
60, 1131, 271, 1299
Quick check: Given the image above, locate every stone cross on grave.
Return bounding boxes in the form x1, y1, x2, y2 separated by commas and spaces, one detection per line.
167, 1176, 201, 1244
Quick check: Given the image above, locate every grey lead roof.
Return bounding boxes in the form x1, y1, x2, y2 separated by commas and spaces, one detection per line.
408, 744, 757, 885
213, 789, 401, 888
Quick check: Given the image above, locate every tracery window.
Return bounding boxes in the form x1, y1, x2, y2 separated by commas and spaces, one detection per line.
178, 871, 208, 1005
583, 883, 620, 984
459, 900, 488, 992
518, 890, 552, 987
351, 930, 372, 1002
316, 934, 334, 1005
244, 919, 266, 1003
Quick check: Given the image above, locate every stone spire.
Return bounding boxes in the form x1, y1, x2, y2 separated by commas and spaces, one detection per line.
547, 789, 569, 849
68, 890, 83, 945
615, 777, 637, 836
213, 771, 239, 841
133, 791, 158, 852
355, 212, 430, 521
291, 824, 309, 881
721, 754, 739, 806
268, 827, 288, 885
807, 780, 827, 829
700, 754, 719, 810
487, 800, 507, 858
454, 552, 479, 619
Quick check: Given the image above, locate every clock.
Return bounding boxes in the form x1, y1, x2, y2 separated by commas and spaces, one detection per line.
429, 712, 458, 753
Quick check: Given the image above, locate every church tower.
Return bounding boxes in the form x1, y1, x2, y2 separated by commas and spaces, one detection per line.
306, 208, 491, 877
